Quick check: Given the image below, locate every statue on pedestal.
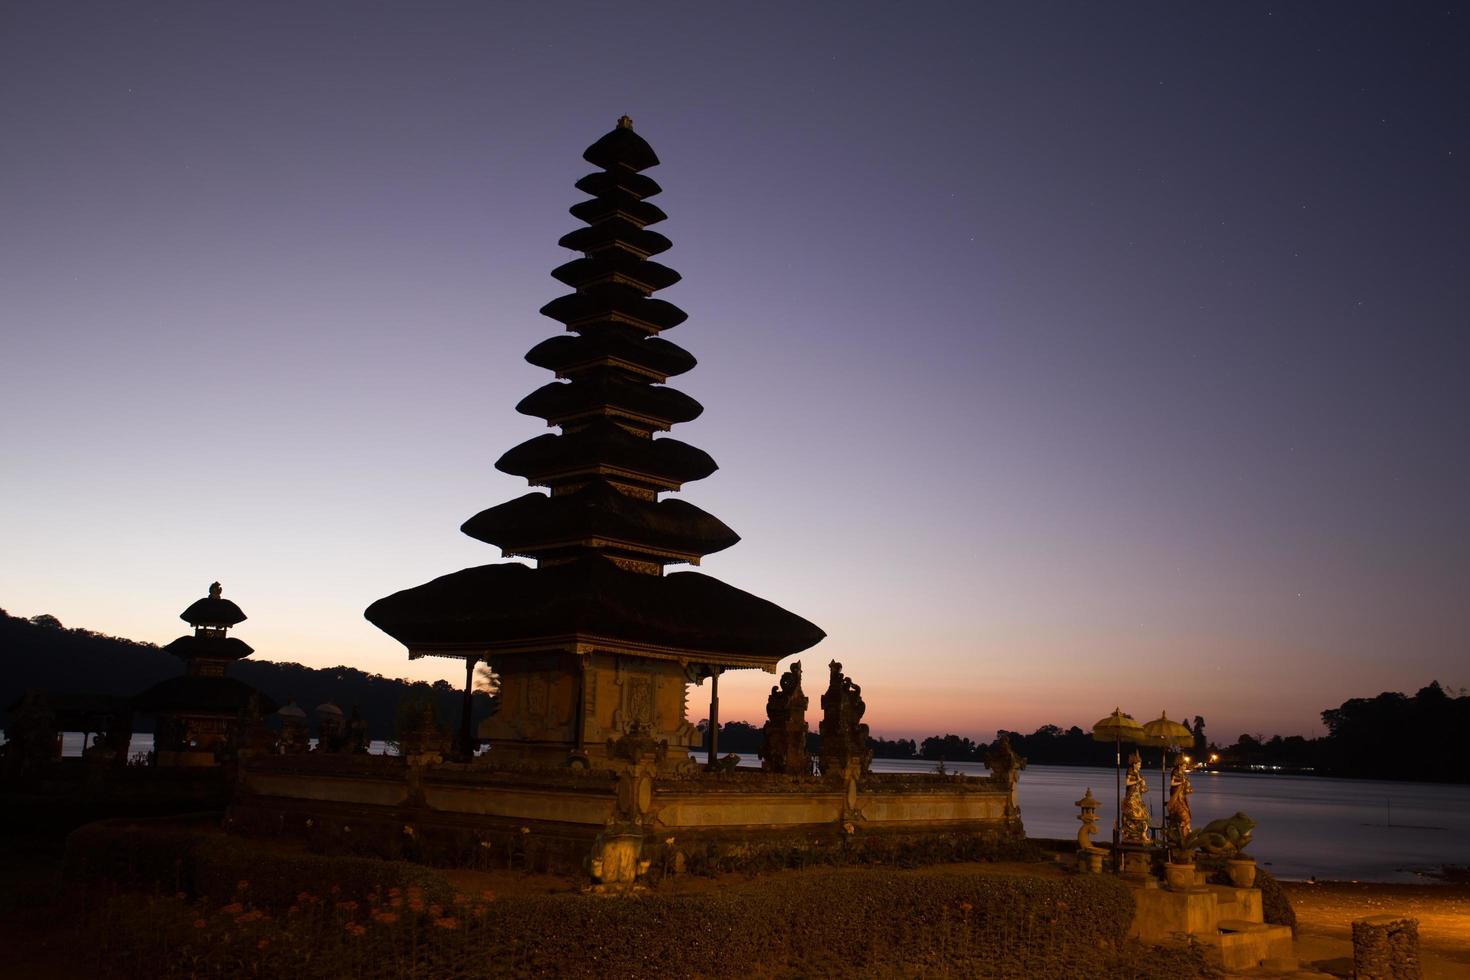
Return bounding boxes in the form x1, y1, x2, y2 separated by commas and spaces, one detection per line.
818, 661, 872, 776
1167, 755, 1193, 842
759, 661, 809, 775
1121, 750, 1151, 843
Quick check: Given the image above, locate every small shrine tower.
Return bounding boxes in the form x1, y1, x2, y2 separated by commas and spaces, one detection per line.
134, 582, 275, 766
367, 118, 825, 770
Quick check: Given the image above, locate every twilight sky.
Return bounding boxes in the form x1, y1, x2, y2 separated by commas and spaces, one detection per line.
2, 2, 1466, 742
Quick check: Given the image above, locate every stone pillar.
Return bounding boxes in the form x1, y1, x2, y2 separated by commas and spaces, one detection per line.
1352, 915, 1420, 980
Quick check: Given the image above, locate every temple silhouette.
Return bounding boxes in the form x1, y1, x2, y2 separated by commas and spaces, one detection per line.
227, 120, 1021, 887
366, 116, 824, 771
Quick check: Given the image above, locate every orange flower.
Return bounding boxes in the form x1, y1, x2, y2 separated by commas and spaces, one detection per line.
175, 891, 188, 901
429, 904, 442, 917
287, 905, 300, 916
479, 889, 496, 902
408, 899, 425, 913
389, 897, 403, 909
375, 911, 400, 925
336, 900, 359, 914
236, 880, 250, 891
387, 887, 402, 898
452, 893, 468, 906
193, 919, 207, 929
433, 916, 459, 930
257, 939, 269, 950
221, 902, 244, 915
958, 902, 973, 913
297, 891, 314, 904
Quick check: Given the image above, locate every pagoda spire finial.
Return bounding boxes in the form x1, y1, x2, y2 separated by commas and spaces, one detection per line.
616, 114, 634, 130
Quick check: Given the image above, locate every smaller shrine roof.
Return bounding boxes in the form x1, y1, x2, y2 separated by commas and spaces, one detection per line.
180, 582, 247, 628
161, 635, 255, 661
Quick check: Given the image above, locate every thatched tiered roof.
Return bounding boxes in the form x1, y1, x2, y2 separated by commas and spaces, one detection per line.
366, 118, 822, 670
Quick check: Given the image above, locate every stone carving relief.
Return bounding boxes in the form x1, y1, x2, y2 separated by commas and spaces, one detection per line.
818, 660, 872, 777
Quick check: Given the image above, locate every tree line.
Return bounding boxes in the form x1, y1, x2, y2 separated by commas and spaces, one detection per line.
0, 609, 494, 740
698, 682, 1469, 783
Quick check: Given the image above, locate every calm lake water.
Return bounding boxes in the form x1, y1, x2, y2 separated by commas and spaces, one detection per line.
34, 736, 1470, 883
868, 759, 1470, 884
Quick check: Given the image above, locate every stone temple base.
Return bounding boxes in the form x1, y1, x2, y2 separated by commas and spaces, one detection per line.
1129, 872, 1295, 973
228, 754, 1023, 885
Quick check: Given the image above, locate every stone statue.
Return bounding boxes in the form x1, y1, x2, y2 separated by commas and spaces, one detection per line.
818, 660, 872, 777
1167, 755, 1193, 841
984, 733, 1026, 819
759, 661, 809, 775
1188, 811, 1255, 858
1121, 750, 1151, 843
1074, 787, 1105, 872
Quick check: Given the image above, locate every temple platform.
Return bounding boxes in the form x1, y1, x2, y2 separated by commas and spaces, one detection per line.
1129, 873, 1297, 973
228, 754, 1022, 880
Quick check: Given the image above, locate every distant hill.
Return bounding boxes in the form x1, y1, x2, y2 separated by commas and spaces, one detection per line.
0, 608, 493, 739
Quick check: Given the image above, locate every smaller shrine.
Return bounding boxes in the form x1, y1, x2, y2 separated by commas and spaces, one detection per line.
134, 583, 276, 766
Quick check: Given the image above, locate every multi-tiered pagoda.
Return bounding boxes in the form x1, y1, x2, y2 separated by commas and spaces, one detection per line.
367, 118, 824, 770
134, 582, 276, 766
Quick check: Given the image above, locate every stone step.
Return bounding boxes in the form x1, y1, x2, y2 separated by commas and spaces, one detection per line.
1201, 923, 1295, 972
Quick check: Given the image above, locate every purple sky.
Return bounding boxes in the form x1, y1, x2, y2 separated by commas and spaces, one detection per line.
2, 3, 1466, 742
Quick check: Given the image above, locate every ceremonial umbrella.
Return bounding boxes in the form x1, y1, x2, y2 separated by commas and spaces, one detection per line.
1141, 711, 1195, 833
1091, 708, 1145, 844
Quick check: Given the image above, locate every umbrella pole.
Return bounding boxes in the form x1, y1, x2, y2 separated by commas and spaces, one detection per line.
1114, 735, 1122, 861
1159, 747, 1168, 843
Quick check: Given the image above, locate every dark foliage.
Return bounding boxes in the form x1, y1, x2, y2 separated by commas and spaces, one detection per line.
1217, 681, 1470, 782
0, 609, 494, 739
